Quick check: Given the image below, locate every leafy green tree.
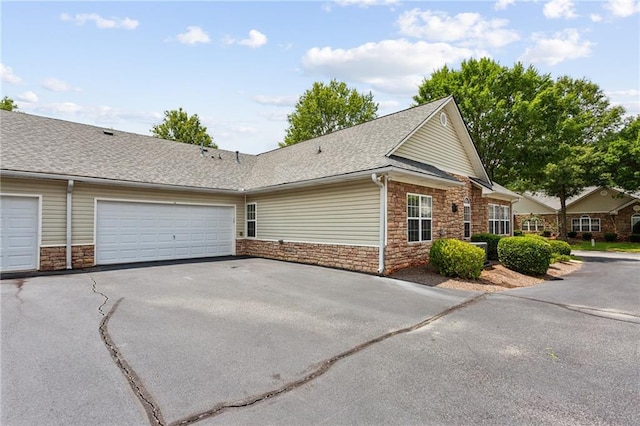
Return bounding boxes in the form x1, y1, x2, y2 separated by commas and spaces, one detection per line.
281, 79, 378, 147
413, 58, 552, 183
525, 76, 625, 239
151, 108, 217, 148
598, 115, 640, 192
0, 96, 19, 111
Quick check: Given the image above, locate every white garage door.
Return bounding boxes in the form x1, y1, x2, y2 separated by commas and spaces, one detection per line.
96, 201, 234, 265
0, 196, 39, 272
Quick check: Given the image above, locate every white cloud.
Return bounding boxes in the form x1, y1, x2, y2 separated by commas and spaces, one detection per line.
17, 91, 38, 103
253, 95, 298, 107
543, 0, 578, 19
226, 30, 268, 48
604, 0, 640, 17
494, 0, 515, 11
41, 77, 79, 92
590, 13, 603, 22
259, 110, 290, 121
302, 39, 482, 94
60, 13, 139, 30
333, 0, 399, 7
1, 63, 22, 84
176, 26, 210, 45
396, 9, 519, 48
606, 89, 640, 97
520, 29, 593, 65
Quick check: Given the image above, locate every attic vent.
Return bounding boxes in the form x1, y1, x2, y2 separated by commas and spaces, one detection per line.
103, 130, 114, 136
439, 112, 448, 127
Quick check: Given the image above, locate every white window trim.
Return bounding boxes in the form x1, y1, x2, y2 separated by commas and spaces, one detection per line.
246, 202, 257, 239
522, 218, 543, 232
489, 204, 510, 236
463, 197, 471, 239
407, 193, 432, 243
631, 214, 640, 232
572, 215, 600, 232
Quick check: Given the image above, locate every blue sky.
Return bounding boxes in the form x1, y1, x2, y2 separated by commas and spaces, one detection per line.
2, 0, 638, 154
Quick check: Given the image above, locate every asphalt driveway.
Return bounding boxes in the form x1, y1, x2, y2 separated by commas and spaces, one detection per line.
1, 254, 639, 425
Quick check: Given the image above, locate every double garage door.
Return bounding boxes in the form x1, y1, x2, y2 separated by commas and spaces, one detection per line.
96, 201, 235, 265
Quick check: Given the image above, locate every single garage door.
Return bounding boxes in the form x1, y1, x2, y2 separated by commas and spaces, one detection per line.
0, 195, 39, 272
96, 200, 234, 265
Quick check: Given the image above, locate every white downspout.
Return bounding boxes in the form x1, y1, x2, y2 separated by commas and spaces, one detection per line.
371, 173, 386, 274
66, 179, 74, 269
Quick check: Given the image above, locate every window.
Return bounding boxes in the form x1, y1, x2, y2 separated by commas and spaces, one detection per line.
633, 214, 640, 233
407, 194, 432, 242
572, 215, 600, 232
489, 204, 510, 235
246, 203, 256, 238
463, 197, 471, 238
522, 218, 544, 232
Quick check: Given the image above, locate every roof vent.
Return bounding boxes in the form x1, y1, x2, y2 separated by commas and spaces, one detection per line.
103, 130, 114, 136
317, 145, 322, 154
235, 151, 240, 163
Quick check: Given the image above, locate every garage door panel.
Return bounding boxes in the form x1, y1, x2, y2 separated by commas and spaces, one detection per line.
1, 196, 39, 272
96, 201, 233, 265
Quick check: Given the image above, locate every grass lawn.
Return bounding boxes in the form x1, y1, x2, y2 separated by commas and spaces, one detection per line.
570, 240, 640, 252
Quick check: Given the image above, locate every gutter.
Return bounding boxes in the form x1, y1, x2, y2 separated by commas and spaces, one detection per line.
66, 180, 74, 269
371, 173, 387, 275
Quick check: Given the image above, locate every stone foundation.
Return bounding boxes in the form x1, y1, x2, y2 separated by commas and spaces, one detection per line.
72, 245, 95, 269
243, 239, 379, 274
40, 246, 66, 271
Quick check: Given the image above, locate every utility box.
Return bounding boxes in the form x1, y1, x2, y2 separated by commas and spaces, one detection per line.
469, 242, 490, 267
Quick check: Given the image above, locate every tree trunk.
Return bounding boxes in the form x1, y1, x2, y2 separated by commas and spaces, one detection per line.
559, 189, 568, 241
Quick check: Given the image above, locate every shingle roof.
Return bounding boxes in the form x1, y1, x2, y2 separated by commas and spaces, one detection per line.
523, 187, 598, 211
1, 97, 475, 192
0, 110, 256, 190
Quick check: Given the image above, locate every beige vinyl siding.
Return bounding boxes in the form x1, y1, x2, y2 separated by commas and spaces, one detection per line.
72, 182, 243, 244
567, 189, 633, 214
394, 111, 476, 177
247, 179, 380, 246
512, 196, 556, 215
1, 177, 67, 245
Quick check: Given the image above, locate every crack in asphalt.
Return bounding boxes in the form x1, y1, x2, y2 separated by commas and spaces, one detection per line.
90, 275, 109, 316
502, 294, 640, 324
99, 297, 166, 425
170, 293, 486, 426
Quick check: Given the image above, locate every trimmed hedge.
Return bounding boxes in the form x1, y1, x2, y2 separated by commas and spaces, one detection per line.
498, 236, 551, 276
631, 234, 640, 243
541, 230, 552, 237
582, 232, 593, 241
604, 232, 618, 242
430, 239, 485, 280
567, 231, 578, 238
513, 229, 524, 236
471, 233, 502, 260
548, 240, 571, 256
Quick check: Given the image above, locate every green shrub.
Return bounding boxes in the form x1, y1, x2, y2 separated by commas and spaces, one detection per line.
498, 236, 551, 276
630, 234, 640, 243
551, 254, 572, 263
429, 239, 485, 280
470, 233, 502, 260
513, 229, 523, 236
582, 232, 593, 241
548, 240, 571, 256
541, 230, 551, 237
567, 231, 578, 238
604, 232, 617, 242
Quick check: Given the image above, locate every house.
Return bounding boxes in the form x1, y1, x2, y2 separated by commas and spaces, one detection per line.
513, 187, 640, 240
1, 96, 519, 275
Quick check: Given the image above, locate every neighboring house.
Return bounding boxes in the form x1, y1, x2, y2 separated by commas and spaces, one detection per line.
0, 96, 518, 275
513, 187, 640, 240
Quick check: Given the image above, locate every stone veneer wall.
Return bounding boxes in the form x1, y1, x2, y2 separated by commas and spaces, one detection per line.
39, 244, 95, 271
39, 246, 66, 271
242, 239, 379, 274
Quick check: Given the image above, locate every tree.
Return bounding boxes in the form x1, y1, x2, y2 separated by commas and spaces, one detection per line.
598, 115, 640, 192
151, 108, 217, 148
281, 79, 378, 147
524, 76, 625, 239
1, 96, 19, 111
413, 58, 552, 183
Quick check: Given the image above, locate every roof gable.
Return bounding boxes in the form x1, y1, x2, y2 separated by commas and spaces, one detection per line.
567, 187, 638, 213
387, 98, 490, 182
